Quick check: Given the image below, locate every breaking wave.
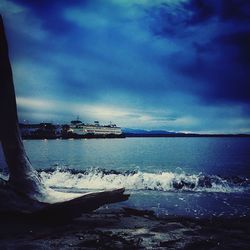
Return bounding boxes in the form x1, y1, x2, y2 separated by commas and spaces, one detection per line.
39, 168, 250, 193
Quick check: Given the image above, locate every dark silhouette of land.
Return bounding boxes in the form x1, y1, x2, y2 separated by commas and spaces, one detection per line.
124, 132, 250, 138
18, 122, 250, 139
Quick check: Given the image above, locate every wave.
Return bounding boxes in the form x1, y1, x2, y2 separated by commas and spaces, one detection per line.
38, 168, 250, 193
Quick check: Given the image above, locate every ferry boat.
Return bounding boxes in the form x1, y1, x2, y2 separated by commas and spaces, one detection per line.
69, 119, 122, 135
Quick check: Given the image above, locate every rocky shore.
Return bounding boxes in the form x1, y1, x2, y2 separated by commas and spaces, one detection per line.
1, 207, 250, 249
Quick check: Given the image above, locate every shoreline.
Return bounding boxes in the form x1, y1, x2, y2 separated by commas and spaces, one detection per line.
21, 133, 250, 140
1, 207, 250, 249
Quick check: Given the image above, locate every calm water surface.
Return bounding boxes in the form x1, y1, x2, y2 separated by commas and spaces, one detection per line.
23, 137, 250, 177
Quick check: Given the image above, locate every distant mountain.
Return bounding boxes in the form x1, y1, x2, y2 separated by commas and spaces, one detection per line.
121, 128, 250, 137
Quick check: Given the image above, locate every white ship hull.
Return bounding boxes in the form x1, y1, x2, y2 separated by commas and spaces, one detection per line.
70, 125, 122, 135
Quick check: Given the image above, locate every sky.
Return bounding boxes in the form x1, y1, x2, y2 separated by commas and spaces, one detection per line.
0, 0, 250, 133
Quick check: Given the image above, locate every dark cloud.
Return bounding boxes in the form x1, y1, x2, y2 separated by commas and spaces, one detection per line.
185, 0, 250, 24
172, 42, 250, 103
12, 0, 88, 34
217, 31, 250, 65
147, 0, 250, 105
184, 0, 216, 24
220, 0, 250, 21
147, 4, 186, 37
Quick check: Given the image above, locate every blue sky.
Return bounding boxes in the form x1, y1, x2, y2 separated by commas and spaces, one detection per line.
1, 0, 250, 133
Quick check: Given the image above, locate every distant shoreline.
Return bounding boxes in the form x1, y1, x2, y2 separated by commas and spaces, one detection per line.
124, 133, 250, 138
21, 133, 250, 140
22, 134, 126, 140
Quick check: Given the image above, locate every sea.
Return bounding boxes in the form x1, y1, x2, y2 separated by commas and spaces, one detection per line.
1, 137, 250, 219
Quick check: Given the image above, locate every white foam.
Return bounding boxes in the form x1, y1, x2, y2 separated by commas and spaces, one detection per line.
39, 169, 247, 194
0, 170, 84, 203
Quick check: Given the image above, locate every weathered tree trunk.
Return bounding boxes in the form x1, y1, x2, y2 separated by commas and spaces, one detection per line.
0, 15, 129, 218
0, 15, 46, 200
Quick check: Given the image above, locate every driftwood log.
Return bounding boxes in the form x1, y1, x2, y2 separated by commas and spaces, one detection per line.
0, 15, 129, 218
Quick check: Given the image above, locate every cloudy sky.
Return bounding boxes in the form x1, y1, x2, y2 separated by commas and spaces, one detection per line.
0, 0, 250, 133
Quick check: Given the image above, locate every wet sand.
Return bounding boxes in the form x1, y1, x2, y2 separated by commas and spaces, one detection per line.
1, 207, 250, 249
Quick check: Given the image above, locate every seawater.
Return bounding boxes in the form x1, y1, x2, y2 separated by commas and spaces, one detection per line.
1, 137, 250, 218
